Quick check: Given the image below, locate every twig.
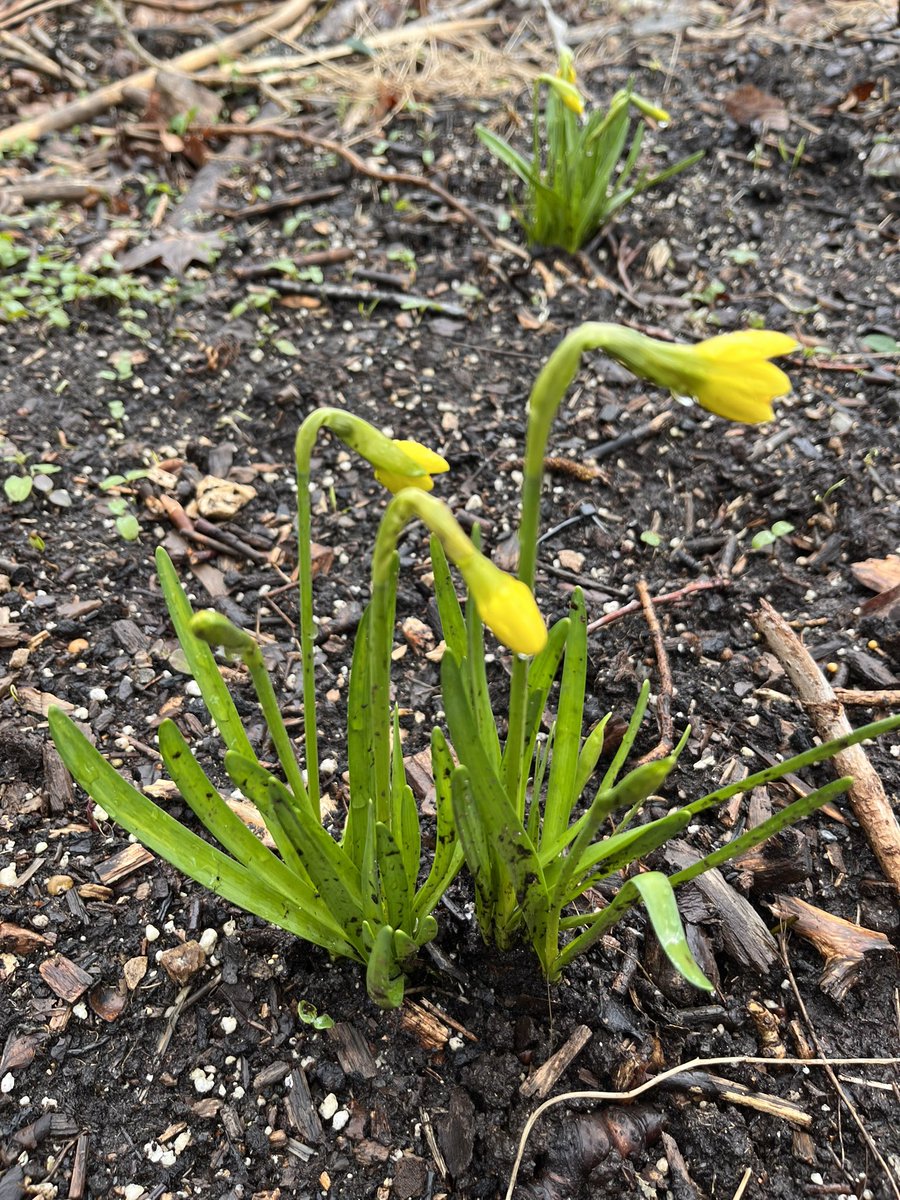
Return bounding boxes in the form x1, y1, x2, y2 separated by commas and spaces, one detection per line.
232, 246, 354, 276
585, 410, 676, 462
833, 688, 900, 707
751, 598, 900, 894
216, 184, 344, 219
205, 123, 520, 256
504, 1055, 900, 1200
636, 578, 674, 763
261, 276, 468, 316
587, 578, 727, 634
781, 942, 900, 1200
0, 0, 317, 149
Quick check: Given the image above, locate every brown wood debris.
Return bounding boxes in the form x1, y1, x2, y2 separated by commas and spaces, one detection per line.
769, 894, 893, 1001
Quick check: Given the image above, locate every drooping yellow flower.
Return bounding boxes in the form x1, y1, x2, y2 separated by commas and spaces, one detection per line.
458, 553, 548, 657
374, 440, 449, 494
602, 327, 798, 424
537, 74, 585, 116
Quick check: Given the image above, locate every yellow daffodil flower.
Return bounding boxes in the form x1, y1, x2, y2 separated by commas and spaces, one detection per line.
537, 74, 585, 117
602, 327, 798, 423
458, 553, 548, 657
374, 440, 449, 494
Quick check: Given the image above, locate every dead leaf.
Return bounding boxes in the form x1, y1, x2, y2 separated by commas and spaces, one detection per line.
193, 475, 257, 520
118, 230, 224, 275
851, 555, 900, 593
724, 84, 789, 132
837, 80, 876, 112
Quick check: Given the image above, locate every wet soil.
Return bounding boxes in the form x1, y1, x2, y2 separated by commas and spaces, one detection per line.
2, 2, 899, 1198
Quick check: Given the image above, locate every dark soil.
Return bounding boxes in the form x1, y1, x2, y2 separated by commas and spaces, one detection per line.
2, 2, 899, 1198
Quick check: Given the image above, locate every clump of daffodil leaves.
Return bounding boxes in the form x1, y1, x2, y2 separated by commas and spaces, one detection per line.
50, 325, 900, 1008
477, 49, 704, 253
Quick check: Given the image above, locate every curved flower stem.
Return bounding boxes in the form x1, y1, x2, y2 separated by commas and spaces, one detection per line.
504, 323, 619, 810
295, 411, 333, 817
370, 492, 475, 824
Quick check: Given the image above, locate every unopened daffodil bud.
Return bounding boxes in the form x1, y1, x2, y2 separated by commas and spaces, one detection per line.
458, 553, 548, 657
537, 74, 585, 116
374, 440, 449, 494
557, 48, 577, 85
599, 326, 798, 424
629, 92, 670, 123
191, 609, 255, 654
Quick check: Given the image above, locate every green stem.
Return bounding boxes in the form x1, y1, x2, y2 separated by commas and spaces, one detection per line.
242, 639, 311, 817
505, 323, 619, 809
294, 412, 332, 817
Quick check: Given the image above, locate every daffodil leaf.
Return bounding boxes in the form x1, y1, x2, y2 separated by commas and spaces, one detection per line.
412, 727, 463, 923
542, 588, 588, 847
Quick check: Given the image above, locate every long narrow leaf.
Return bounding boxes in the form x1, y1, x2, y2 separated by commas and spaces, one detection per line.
158, 718, 317, 902
365, 923, 405, 1009
596, 678, 651, 793
225, 752, 365, 949
542, 589, 587, 847
49, 709, 356, 958
376, 821, 412, 933
476, 126, 537, 188
413, 727, 463, 922
155, 547, 256, 761
429, 533, 466, 661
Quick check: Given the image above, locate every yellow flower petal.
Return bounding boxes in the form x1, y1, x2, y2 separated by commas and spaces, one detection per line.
459, 555, 548, 656
691, 330, 799, 364
695, 360, 794, 423
374, 439, 449, 494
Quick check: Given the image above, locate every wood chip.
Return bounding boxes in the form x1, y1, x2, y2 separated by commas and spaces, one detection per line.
399, 1000, 449, 1051
158, 939, 206, 984
769, 894, 893, 1001
0, 922, 51, 954
520, 1024, 592, 1099
42, 742, 74, 814
327, 1022, 377, 1079
38, 953, 93, 1001
124, 955, 148, 990
285, 1067, 322, 1145
17, 688, 75, 717
95, 843, 154, 885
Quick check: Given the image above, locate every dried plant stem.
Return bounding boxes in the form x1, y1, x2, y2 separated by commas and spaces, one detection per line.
752, 598, 900, 893
636, 578, 674, 762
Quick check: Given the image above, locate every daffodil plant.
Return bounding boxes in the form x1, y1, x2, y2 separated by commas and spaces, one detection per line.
477, 50, 703, 252
49, 413, 541, 1009
432, 322, 900, 987
47, 322, 900, 1006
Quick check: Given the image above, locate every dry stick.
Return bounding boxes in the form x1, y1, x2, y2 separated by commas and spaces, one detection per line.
636, 577, 674, 763
0, 0, 318, 149
207, 123, 518, 255
751, 598, 900, 894
504, 1055, 900, 1200
781, 943, 900, 1200
586, 577, 726, 633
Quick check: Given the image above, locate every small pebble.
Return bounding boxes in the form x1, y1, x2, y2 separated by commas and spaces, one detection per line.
332, 1109, 349, 1132
221, 1016, 238, 1036
318, 1092, 339, 1120
89, 687, 108, 702
145, 925, 160, 943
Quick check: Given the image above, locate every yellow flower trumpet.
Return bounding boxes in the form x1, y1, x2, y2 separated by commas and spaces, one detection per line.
457, 552, 548, 657
374, 439, 449, 494
573, 326, 798, 424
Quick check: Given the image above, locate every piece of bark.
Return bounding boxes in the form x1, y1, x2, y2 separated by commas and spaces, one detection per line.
327, 1022, 377, 1080
0, 923, 50, 954
41, 742, 73, 815
663, 840, 779, 973
434, 1087, 475, 1178
399, 1001, 450, 1051
752, 598, 900, 894
520, 1025, 592, 1099
768, 894, 893, 1001
735, 826, 812, 891
38, 954, 93, 1002
95, 843, 154, 885
285, 1067, 322, 1145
